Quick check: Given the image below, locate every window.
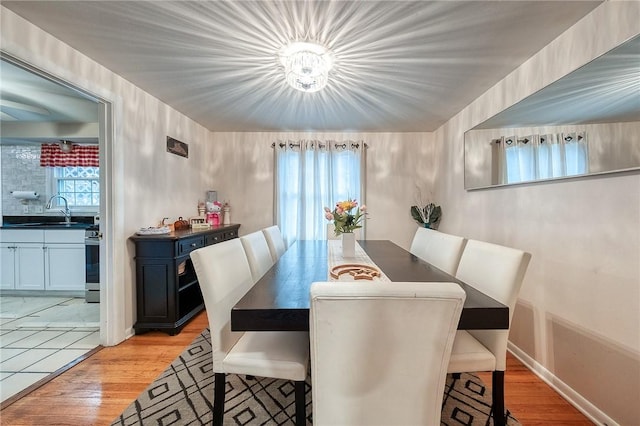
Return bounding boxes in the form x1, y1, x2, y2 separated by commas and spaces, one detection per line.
52, 166, 100, 208
500, 132, 588, 184
275, 140, 364, 245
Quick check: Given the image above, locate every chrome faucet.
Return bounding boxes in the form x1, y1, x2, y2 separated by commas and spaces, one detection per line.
46, 195, 71, 224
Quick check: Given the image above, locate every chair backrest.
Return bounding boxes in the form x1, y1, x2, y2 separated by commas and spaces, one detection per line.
455, 239, 531, 369
190, 239, 254, 371
409, 227, 467, 275
240, 231, 275, 282
310, 281, 466, 426
262, 225, 286, 261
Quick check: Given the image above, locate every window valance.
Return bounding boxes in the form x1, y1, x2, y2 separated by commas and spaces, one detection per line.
40, 144, 99, 167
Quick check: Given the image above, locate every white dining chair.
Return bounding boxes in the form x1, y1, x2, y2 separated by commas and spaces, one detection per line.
310, 281, 466, 426
409, 227, 467, 275
262, 225, 286, 261
448, 239, 531, 426
190, 239, 309, 426
240, 230, 275, 282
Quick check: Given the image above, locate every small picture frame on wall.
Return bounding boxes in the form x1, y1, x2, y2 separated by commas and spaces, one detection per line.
167, 136, 188, 158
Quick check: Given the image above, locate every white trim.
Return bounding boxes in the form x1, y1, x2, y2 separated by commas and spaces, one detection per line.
508, 342, 618, 426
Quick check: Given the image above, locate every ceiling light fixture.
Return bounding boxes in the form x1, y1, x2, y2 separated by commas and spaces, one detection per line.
59, 140, 74, 153
279, 42, 334, 93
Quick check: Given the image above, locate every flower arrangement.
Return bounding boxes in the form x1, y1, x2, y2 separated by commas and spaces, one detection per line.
324, 199, 366, 236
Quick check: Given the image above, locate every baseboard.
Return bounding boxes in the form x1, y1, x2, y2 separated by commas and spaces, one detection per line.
125, 326, 134, 339
507, 342, 618, 426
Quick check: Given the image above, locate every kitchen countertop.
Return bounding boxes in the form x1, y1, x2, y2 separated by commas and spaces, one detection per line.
1, 215, 97, 230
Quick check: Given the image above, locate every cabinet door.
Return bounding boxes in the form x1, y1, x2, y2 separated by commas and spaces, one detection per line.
1, 245, 16, 289
45, 244, 86, 291
15, 244, 45, 290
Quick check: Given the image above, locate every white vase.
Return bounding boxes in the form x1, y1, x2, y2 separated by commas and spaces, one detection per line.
342, 232, 356, 258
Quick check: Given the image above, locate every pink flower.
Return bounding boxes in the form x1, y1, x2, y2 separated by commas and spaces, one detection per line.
323, 206, 331, 213
324, 212, 333, 220
360, 205, 366, 212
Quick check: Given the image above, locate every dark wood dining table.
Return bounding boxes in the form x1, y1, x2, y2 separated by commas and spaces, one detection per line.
231, 240, 509, 332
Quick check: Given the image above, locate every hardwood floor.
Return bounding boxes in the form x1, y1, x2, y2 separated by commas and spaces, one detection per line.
1, 311, 592, 425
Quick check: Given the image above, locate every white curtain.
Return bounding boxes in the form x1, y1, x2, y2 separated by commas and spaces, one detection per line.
500, 132, 588, 184
274, 139, 364, 246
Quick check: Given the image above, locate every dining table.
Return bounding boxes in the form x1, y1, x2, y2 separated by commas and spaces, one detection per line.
231, 239, 509, 332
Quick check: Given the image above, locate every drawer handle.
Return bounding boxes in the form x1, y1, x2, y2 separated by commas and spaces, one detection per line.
190, 243, 197, 247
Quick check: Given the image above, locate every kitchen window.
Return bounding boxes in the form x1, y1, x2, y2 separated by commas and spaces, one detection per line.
50, 166, 100, 208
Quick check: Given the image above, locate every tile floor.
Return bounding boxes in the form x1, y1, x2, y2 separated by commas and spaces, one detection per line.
0, 296, 100, 403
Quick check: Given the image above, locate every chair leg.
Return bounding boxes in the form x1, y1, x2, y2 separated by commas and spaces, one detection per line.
294, 380, 306, 426
492, 370, 505, 426
452, 373, 461, 379
213, 373, 226, 426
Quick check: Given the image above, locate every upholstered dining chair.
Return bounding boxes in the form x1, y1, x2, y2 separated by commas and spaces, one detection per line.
262, 225, 286, 261
240, 230, 275, 282
448, 239, 531, 426
310, 281, 466, 425
409, 227, 467, 275
190, 239, 309, 426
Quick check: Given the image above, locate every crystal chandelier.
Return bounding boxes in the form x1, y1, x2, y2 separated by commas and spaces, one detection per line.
279, 42, 333, 93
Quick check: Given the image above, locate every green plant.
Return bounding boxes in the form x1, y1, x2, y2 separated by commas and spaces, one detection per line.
411, 203, 441, 229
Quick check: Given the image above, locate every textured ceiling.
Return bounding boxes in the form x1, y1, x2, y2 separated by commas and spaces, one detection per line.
2, 1, 602, 132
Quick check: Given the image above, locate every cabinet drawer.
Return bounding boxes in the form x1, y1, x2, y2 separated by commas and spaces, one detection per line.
178, 236, 204, 256
224, 229, 238, 240
1, 229, 44, 243
205, 232, 224, 246
44, 229, 85, 244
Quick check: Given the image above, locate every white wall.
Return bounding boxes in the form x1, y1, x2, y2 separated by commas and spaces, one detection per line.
434, 2, 640, 425
1, 7, 220, 344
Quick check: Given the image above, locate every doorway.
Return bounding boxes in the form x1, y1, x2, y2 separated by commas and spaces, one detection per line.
0, 54, 114, 403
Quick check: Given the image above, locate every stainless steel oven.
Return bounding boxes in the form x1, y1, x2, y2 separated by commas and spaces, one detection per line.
85, 227, 100, 303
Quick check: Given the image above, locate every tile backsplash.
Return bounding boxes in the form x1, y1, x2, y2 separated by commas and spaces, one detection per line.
1, 145, 48, 216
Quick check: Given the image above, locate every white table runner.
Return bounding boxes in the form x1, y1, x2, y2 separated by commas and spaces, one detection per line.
327, 240, 390, 282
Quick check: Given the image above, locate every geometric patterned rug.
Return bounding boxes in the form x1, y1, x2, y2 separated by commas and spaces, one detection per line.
111, 329, 520, 425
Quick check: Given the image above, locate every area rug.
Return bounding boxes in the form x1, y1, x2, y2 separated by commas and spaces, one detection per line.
112, 329, 520, 425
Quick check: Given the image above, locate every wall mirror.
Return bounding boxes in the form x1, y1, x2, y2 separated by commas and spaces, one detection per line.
464, 34, 640, 190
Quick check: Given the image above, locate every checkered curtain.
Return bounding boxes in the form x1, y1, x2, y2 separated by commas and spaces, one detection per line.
40, 144, 99, 167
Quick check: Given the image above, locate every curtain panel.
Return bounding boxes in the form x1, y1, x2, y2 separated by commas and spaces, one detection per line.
274, 139, 365, 246
499, 132, 588, 184
40, 144, 99, 167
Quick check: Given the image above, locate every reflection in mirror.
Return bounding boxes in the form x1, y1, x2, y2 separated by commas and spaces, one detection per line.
464, 35, 640, 190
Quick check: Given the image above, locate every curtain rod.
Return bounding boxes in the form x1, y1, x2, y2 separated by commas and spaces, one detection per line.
271, 141, 367, 149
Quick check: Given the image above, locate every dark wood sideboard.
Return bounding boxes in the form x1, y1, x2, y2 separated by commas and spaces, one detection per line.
130, 224, 240, 335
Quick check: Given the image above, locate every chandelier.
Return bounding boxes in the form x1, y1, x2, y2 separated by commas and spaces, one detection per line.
279, 42, 333, 93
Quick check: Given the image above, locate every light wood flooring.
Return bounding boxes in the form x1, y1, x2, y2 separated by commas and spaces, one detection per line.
0, 310, 593, 425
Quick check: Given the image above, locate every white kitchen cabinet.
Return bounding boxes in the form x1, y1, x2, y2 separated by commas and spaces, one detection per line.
45, 244, 85, 291
1, 230, 45, 290
15, 244, 46, 290
1, 245, 16, 289
44, 230, 86, 291
0, 228, 85, 292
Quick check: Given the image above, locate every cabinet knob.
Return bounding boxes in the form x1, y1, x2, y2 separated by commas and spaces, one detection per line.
190, 243, 197, 247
